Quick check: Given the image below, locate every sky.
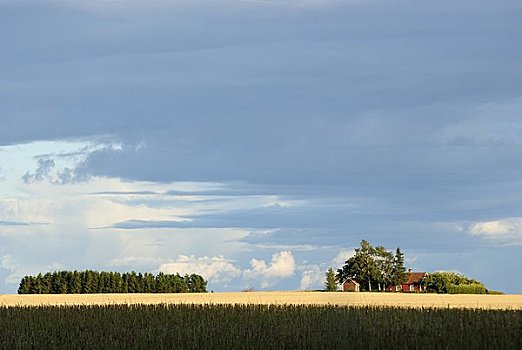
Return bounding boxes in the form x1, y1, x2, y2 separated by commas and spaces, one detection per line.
1, 0, 521, 293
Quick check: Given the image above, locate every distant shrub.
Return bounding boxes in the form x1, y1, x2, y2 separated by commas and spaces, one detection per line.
423, 272, 494, 294
447, 283, 487, 294
487, 290, 504, 295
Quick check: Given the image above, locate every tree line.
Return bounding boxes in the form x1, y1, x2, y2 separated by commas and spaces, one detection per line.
335, 240, 407, 292
18, 270, 207, 294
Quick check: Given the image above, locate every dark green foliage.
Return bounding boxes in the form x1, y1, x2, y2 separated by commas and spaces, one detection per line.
0, 304, 520, 349
423, 272, 488, 294
487, 290, 505, 295
447, 283, 487, 294
324, 267, 337, 291
17, 270, 207, 294
391, 247, 407, 286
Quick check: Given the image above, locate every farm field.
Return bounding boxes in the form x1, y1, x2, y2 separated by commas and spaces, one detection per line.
1, 291, 521, 309
0, 303, 520, 349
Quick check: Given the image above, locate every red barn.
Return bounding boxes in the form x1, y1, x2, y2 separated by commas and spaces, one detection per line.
342, 278, 360, 292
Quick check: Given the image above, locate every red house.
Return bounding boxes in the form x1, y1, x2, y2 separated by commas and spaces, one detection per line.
402, 270, 428, 292
342, 278, 360, 292
386, 270, 428, 292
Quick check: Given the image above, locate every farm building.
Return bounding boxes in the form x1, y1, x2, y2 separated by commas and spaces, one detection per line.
387, 270, 428, 292
342, 279, 360, 292
402, 271, 428, 292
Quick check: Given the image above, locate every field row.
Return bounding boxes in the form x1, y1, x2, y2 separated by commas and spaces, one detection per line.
1, 291, 521, 309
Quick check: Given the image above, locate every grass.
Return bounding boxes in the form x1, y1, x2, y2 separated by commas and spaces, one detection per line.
0, 304, 520, 349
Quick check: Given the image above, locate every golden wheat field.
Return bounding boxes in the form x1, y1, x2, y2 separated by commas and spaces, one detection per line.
1, 292, 521, 309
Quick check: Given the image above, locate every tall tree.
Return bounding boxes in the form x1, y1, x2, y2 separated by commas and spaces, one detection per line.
70, 271, 82, 294
336, 240, 408, 292
358, 240, 379, 291
17, 277, 31, 294
374, 246, 394, 291
324, 267, 338, 292
337, 240, 380, 291
391, 247, 407, 288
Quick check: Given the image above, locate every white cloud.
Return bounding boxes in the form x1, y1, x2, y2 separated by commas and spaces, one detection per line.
297, 248, 356, 290
0, 255, 21, 286
469, 218, 522, 243
159, 251, 301, 289
159, 255, 241, 284
299, 265, 324, 290
332, 249, 355, 267
243, 251, 295, 288
0, 255, 15, 272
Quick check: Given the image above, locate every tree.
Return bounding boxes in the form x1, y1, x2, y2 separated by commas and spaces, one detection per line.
33, 273, 44, 294
187, 274, 207, 293
70, 271, 82, 294
374, 246, 394, 291
325, 267, 338, 291
143, 273, 156, 293
337, 240, 407, 292
390, 247, 407, 288
337, 240, 381, 291
17, 277, 31, 294
51, 272, 68, 294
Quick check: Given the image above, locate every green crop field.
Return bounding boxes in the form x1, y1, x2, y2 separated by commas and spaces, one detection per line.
0, 304, 520, 349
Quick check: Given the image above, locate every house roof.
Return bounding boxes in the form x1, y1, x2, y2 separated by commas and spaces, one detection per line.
404, 272, 427, 285
343, 278, 360, 286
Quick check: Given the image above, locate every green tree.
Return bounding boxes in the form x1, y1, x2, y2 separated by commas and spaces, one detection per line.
187, 274, 207, 292
33, 273, 44, 294
70, 271, 82, 294
17, 277, 31, 294
391, 247, 407, 288
374, 246, 394, 291
41, 273, 52, 294
81, 270, 94, 294
51, 272, 68, 294
324, 267, 338, 292
126, 271, 139, 293
337, 240, 380, 291
143, 273, 156, 293
155, 272, 168, 293
336, 240, 405, 292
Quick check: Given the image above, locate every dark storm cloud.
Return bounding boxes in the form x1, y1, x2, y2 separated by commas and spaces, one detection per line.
1, 0, 522, 292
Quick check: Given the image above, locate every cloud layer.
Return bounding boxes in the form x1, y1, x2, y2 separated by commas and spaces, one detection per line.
1, 0, 522, 293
